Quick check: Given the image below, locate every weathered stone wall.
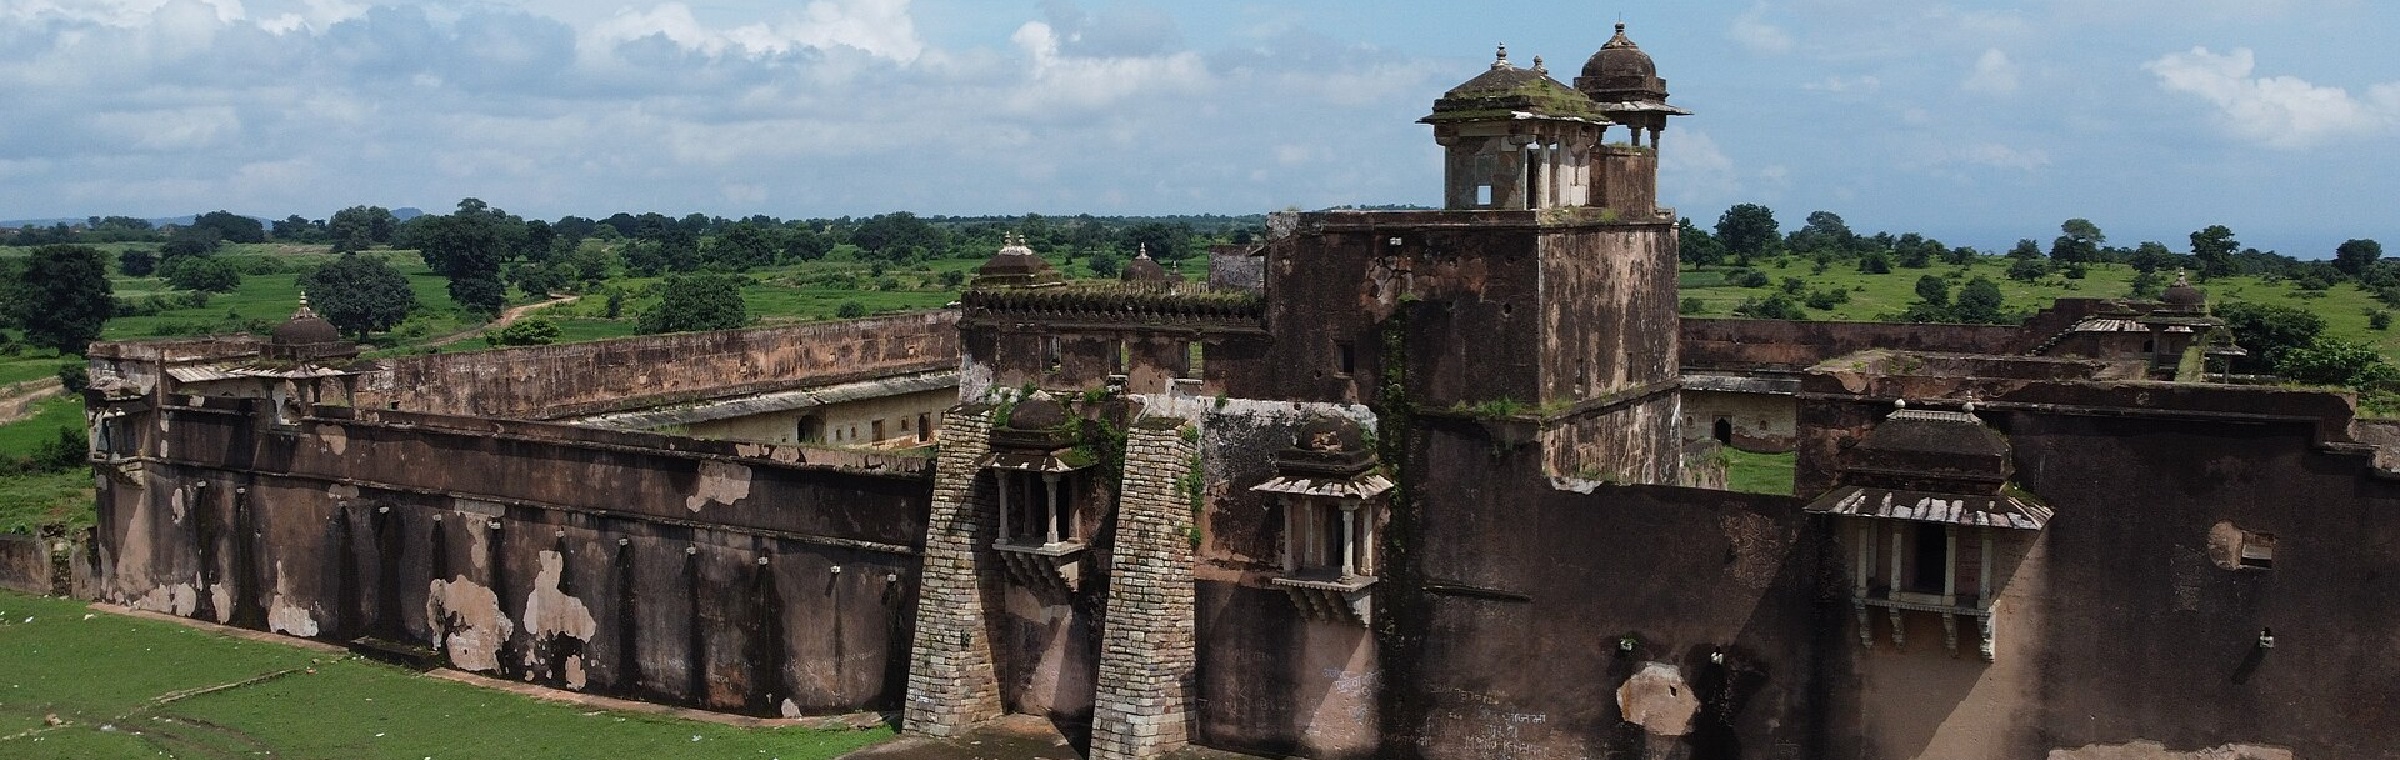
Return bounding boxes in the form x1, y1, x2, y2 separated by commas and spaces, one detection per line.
362, 311, 959, 420
94, 400, 930, 715
1537, 221, 1678, 406
0, 533, 54, 594
902, 409, 1006, 735
1390, 416, 1827, 759
1534, 392, 1682, 486
1799, 381, 2400, 759
1681, 319, 2023, 372
1089, 419, 1199, 760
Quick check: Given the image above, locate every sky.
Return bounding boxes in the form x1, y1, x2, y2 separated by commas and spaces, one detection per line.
1, 0, 2395, 255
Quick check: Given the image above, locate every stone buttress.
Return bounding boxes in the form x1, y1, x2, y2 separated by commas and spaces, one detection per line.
1088, 419, 1199, 760
902, 409, 1004, 735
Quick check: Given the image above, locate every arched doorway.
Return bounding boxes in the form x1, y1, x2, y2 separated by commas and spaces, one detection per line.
1712, 418, 1733, 445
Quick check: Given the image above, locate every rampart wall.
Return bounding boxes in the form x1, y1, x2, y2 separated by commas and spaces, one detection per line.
95, 398, 935, 715
363, 311, 960, 420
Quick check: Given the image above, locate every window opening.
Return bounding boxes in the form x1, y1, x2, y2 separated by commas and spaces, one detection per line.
1909, 522, 1949, 593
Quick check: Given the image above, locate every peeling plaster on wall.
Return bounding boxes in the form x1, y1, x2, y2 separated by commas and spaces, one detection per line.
266, 560, 319, 637
1616, 662, 1700, 737
169, 487, 187, 524
1719, 512, 1786, 589
2047, 741, 2293, 760
327, 483, 359, 501
1133, 393, 1377, 432
112, 497, 160, 605
428, 576, 512, 673
209, 583, 233, 624
958, 357, 996, 403
2206, 521, 2250, 571
781, 699, 803, 719
138, 583, 201, 617
685, 461, 754, 512
317, 423, 348, 456
521, 549, 598, 679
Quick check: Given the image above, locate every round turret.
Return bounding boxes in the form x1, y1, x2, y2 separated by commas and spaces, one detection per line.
270, 297, 341, 346
2162, 270, 2207, 309
1578, 23, 1663, 98
1006, 393, 1069, 431
974, 232, 1064, 288
1121, 244, 1172, 283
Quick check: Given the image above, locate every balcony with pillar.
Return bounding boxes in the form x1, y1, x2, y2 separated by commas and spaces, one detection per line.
978, 394, 1096, 598
1805, 406, 2054, 662
1251, 416, 1391, 626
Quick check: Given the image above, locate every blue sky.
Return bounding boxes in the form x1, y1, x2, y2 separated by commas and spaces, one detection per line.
1, 1, 2394, 255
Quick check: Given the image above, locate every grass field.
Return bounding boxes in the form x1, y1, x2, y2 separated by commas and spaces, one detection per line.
0, 590, 893, 759
1678, 257, 2400, 364
0, 396, 81, 457
1722, 449, 1797, 496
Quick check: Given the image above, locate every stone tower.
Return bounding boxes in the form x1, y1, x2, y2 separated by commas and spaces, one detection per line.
1573, 23, 1690, 219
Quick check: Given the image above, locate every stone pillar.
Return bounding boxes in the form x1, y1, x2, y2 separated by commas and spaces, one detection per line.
902, 409, 1004, 737
1088, 420, 1199, 760
1493, 139, 1528, 210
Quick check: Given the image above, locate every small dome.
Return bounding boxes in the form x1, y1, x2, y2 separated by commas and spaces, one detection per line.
974, 232, 1064, 287
2162, 270, 2206, 308
1293, 416, 1367, 454
1121, 245, 1172, 283
1006, 394, 1068, 431
1424, 44, 1601, 123
1576, 23, 1669, 102
271, 298, 341, 345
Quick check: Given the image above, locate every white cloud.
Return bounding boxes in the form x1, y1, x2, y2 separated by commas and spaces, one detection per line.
586, 0, 923, 62
1804, 75, 1880, 94
1961, 48, 2018, 94
2144, 46, 2398, 148
1960, 143, 2049, 171
1661, 129, 1739, 208
1729, 8, 1793, 55
1005, 19, 1209, 114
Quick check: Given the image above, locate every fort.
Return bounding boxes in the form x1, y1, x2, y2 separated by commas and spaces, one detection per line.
16, 23, 2399, 760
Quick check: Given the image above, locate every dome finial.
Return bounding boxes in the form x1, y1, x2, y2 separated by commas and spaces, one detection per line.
1532, 55, 1546, 74
1493, 43, 1510, 69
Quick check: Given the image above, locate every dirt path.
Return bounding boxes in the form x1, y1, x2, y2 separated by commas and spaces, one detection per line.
0, 378, 67, 427
421, 294, 579, 349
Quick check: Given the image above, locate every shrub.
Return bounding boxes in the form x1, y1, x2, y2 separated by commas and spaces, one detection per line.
1727, 269, 1771, 288
1679, 296, 1705, 315
836, 300, 869, 319
487, 316, 561, 347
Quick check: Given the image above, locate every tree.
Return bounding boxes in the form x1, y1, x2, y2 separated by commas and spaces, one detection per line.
781, 226, 832, 262
1714, 204, 1779, 266
301, 253, 418, 339
836, 300, 868, 319
1952, 277, 2007, 324
2060, 219, 2105, 248
1914, 275, 1951, 307
850, 211, 941, 261
164, 256, 242, 293
1119, 221, 1196, 263
703, 221, 782, 271
190, 210, 266, 244
2192, 225, 2240, 279
2275, 337, 2399, 388
272, 215, 324, 242
2216, 302, 2324, 373
449, 275, 507, 319
1785, 211, 1854, 254
2007, 239, 2043, 261
2128, 241, 2177, 274
2335, 239, 2383, 278
639, 273, 747, 334
329, 205, 399, 252
13, 245, 113, 354
118, 248, 157, 277
1678, 217, 1726, 266
162, 227, 221, 262
2006, 258, 2048, 282
1735, 293, 1806, 320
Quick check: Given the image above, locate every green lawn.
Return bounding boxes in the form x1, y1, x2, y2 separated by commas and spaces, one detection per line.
1722, 449, 1797, 496
0, 396, 81, 457
0, 590, 893, 759
0, 471, 90, 535
1680, 257, 2400, 364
